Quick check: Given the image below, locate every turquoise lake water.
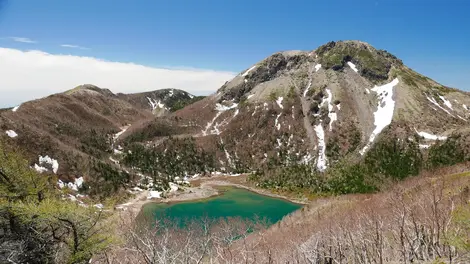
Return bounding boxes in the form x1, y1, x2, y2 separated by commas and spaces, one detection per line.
141, 186, 302, 226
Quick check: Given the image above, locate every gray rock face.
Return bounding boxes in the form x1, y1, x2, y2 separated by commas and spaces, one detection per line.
219, 52, 312, 102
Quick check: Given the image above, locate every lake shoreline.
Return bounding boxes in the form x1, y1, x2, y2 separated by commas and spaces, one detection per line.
140, 183, 303, 226
158, 175, 308, 206
117, 175, 307, 220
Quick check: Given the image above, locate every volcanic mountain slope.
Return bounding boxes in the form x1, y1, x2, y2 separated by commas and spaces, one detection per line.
126, 40, 470, 175
0, 84, 200, 179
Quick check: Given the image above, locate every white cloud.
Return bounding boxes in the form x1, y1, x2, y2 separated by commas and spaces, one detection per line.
9, 37, 37, 43
0, 47, 236, 107
61, 44, 89, 50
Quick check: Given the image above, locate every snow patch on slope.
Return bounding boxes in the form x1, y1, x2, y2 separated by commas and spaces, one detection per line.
169, 182, 179, 192
347, 62, 358, 73
113, 147, 123, 154
34, 164, 49, 173
303, 78, 312, 97
324, 89, 337, 131
438, 95, 453, 109
109, 156, 119, 164
148, 191, 162, 199
147, 97, 165, 110
202, 102, 239, 136
233, 108, 239, 118
316, 89, 337, 131
360, 78, 399, 155
210, 118, 224, 135
113, 125, 130, 141
314, 64, 321, 72
425, 94, 454, 117
301, 153, 313, 165
263, 102, 269, 111
67, 177, 84, 191
276, 97, 284, 109
242, 65, 257, 77
57, 180, 65, 189
224, 148, 233, 168
215, 102, 238, 111
314, 123, 327, 171
5, 130, 18, 138
12, 105, 20, 112
252, 105, 259, 116
415, 129, 447, 141
34, 155, 59, 174
275, 113, 282, 130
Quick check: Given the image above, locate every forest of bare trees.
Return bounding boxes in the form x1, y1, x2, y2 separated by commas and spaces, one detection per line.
95, 215, 270, 264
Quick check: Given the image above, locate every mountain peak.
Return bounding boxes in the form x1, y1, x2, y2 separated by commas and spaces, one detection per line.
65, 84, 115, 97
217, 40, 410, 103
315, 40, 403, 83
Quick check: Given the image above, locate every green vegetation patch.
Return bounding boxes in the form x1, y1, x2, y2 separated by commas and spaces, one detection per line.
0, 141, 115, 263
123, 120, 180, 144
427, 134, 467, 169
123, 137, 216, 184
168, 95, 205, 112
317, 41, 400, 83
79, 128, 112, 158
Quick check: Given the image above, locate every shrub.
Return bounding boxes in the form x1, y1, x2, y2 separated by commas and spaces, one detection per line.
327, 163, 377, 194
427, 135, 467, 169
364, 136, 422, 180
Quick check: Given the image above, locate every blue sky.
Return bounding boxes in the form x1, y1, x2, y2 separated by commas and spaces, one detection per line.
0, 0, 469, 106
